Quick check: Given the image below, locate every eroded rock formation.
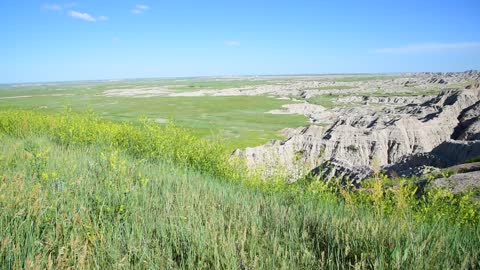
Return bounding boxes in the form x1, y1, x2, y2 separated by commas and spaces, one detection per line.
235, 83, 480, 184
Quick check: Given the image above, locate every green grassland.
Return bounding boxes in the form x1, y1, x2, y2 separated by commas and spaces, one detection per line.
307, 95, 339, 109
0, 80, 307, 150
297, 85, 357, 91
333, 75, 400, 82
306, 89, 443, 109
166, 78, 271, 91
0, 78, 272, 96
0, 110, 479, 269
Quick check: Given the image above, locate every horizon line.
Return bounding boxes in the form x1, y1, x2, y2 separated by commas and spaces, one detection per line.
2, 70, 478, 85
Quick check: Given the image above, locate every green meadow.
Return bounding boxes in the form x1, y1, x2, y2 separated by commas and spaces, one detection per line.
0, 79, 308, 149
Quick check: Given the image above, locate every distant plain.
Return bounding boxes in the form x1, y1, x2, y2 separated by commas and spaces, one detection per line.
0, 74, 447, 149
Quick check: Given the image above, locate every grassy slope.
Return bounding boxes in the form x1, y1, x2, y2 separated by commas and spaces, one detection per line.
1, 135, 479, 269
0, 110, 479, 269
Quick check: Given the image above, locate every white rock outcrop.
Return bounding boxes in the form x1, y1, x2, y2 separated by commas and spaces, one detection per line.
234, 88, 480, 182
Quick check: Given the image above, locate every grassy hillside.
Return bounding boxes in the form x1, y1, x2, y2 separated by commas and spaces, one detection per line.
0, 110, 479, 269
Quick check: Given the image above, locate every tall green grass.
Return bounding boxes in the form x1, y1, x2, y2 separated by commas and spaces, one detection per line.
1, 135, 479, 269
0, 109, 479, 269
0, 109, 235, 180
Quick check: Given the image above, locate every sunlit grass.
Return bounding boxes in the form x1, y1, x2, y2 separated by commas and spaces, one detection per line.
1, 134, 479, 269
0, 109, 479, 269
307, 95, 339, 108
0, 84, 309, 150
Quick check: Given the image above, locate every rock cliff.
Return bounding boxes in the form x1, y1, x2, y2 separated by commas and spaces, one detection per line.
235, 81, 480, 184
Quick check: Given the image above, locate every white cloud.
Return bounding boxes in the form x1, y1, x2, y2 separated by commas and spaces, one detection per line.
136, 4, 150, 10
67, 11, 108, 22
132, 4, 150, 14
225, 41, 241, 46
112, 37, 120, 42
68, 10, 96, 22
44, 3, 107, 22
375, 42, 480, 54
43, 4, 62, 11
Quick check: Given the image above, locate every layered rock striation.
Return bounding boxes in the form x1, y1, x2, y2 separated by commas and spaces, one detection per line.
235, 85, 480, 184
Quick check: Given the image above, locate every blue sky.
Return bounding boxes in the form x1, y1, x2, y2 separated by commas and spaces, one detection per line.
1, 0, 480, 83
